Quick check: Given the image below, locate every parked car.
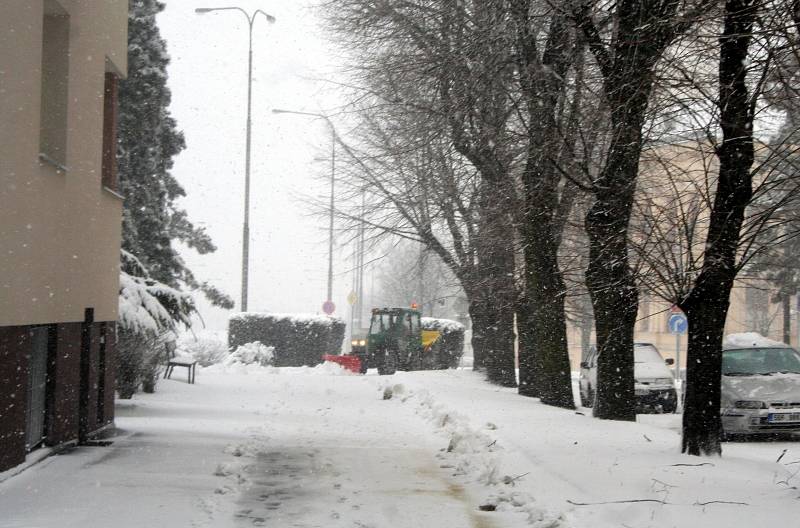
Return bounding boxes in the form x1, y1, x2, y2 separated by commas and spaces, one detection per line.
579, 342, 677, 413
721, 333, 800, 437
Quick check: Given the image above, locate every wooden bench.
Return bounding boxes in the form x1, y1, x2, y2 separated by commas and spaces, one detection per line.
163, 340, 197, 384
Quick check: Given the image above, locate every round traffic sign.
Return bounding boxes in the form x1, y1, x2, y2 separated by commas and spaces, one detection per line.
322, 300, 336, 315
668, 313, 688, 334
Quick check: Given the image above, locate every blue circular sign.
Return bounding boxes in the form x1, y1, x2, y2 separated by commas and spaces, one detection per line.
668, 313, 688, 334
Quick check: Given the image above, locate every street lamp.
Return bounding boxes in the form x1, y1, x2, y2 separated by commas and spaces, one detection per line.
271, 108, 337, 314
195, 6, 276, 313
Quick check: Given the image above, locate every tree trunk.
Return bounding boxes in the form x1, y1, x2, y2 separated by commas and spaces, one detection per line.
586, 244, 639, 421
783, 293, 791, 344
516, 292, 539, 397
511, 10, 575, 407
475, 188, 517, 388
468, 297, 487, 371
520, 227, 574, 407
682, 298, 728, 456
575, 0, 685, 421
580, 300, 594, 361
680, 0, 758, 456
483, 283, 518, 387
584, 143, 642, 421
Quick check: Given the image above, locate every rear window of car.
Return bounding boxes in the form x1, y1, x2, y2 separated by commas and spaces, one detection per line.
634, 345, 663, 364
722, 347, 800, 375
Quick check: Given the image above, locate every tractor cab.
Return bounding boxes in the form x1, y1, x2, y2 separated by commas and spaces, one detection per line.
350, 308, 422, 374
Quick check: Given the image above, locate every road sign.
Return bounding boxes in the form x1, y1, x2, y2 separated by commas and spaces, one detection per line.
668, 313, 688, 334
322, 300, 336, 315
347, 291, 357, 305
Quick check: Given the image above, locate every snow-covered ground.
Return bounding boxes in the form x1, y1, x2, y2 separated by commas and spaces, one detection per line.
1, 366, 799, 528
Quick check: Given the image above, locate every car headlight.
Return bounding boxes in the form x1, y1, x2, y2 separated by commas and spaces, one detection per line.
351, 339, 358, 346
734, 400, 766, 409
359, 339, 366, 346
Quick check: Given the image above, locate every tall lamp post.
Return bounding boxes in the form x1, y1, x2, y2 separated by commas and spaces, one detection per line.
271, 109, 337, 314
195, 6, 276, 312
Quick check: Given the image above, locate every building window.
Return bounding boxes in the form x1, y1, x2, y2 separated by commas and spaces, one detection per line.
102, 72, 119, 191
39, 0, 70, 170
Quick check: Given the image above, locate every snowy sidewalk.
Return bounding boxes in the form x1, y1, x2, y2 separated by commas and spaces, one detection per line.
391, 369, 800, 528
3, 366, 800, 528
0, 365, 504, 528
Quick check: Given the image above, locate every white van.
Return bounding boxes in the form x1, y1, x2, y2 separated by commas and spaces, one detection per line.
579, 342, 677, 413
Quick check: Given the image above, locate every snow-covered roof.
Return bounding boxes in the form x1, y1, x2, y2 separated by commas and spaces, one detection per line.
723, 332, 788, 350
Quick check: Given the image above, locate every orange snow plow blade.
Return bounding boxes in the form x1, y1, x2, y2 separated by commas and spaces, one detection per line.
322, 354, 362, 373
421, 330, 441, 351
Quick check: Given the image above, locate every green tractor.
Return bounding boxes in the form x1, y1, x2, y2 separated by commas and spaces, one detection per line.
352, 307, 438, 375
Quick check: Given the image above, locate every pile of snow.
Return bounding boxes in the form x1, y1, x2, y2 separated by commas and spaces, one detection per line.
177, 334, 229, 367
223, 341, 274, 367
723, 332, 787, 350
383, 379, 567, 526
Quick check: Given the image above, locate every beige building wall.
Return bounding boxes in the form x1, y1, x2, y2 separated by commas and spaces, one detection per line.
0, 0, 128, 326
567, 288, 799, 370
564, 141, 798, 369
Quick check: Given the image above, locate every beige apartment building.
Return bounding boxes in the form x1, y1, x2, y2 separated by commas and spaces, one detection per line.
566, 287, 800, 369
0, 0, 127, 472
565, 141, 798, 368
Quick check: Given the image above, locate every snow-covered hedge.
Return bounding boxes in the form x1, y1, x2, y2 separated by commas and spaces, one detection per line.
228, 313, 345, 367
422, 317, 466, 369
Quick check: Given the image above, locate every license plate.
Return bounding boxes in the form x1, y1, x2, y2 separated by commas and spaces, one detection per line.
768, 412, 800, 423
635, 389, 649, 396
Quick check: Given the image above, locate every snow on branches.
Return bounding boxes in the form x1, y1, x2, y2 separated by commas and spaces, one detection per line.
118, 249, 195, 335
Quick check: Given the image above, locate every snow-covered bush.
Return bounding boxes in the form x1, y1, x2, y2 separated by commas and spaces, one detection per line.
228, 313, 345, 367
177, 334, 229, 367
422, 317, 466, 369
224, 341, 275, 367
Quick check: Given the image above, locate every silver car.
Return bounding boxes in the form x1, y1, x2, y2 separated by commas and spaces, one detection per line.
721, 334, 800, 437
579, 342, 677, 413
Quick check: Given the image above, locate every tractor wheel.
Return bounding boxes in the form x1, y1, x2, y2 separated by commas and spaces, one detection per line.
378, 349, 397, 375
407, 349, 423, 371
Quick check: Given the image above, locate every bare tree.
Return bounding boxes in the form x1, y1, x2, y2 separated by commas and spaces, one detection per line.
324, 0, 522, 386
571, 0, 711, 421
623, 0, 800, 454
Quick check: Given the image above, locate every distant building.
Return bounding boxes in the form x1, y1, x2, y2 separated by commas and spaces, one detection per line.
0, 0, 127, 472
565, 141, 799, 368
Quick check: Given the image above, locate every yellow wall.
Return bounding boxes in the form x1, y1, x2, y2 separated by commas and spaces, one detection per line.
563, 141, 797, 368
566, 288, 799, 370
0, 0, 128, 325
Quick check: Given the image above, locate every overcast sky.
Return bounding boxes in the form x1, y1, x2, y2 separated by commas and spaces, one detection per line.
158, 0, 356, 331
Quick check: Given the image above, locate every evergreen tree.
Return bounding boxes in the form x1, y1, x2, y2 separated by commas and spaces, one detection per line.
118, 0, 233, 309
